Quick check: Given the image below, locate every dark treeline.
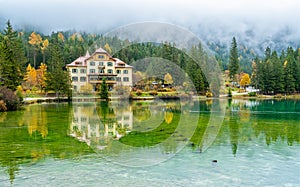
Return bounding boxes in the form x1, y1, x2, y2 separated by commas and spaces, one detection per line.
114, 42, 211, 94
251, 47, 300, 94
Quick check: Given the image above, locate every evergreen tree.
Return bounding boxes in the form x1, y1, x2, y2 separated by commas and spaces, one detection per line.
100, 78, 109, 100
263, 59, 275, 94
228, 37, 239, 82
284, 61, 295, 94
272, 51, 284, 94
284, 47, 296, 93
251, 57, 259, 88
292, 49, 300, 92
264, 47, 271, 61
45, 38, 71, 98
0, 20, 26, 90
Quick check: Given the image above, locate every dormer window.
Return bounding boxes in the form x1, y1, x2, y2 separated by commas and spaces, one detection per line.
99, 55, 104, 59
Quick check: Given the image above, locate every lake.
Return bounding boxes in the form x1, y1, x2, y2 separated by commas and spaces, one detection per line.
0, 99, 299, 186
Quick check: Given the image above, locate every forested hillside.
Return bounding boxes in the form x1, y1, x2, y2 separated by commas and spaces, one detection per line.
1, 20, 300, 103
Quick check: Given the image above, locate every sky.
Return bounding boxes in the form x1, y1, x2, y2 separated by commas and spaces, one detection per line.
0, 0, 300, 45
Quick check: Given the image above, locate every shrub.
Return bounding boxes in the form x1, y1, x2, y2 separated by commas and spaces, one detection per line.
0, 100, 7, 112
149, 90, 158, 96
248, 92, 257, 97
136, 89, 143, 96
206, 91, 213, 97
0, 86, 20, 111
274, 94, 282, 98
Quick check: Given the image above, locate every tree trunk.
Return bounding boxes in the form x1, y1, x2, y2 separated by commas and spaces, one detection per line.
33, 50, 36, 68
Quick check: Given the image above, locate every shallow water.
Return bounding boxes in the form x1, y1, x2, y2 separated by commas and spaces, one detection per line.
0, 99, 299, 186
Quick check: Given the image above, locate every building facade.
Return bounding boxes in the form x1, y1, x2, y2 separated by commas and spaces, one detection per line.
66, 48, 133, 92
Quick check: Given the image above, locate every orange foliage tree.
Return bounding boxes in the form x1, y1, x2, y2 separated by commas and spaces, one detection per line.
41, 39, 49, 63
28, 32, 43, 68
36, 63, 47, 92
240, 73, 251, 89
23, 64, 37, 89
23, 63, 47, 92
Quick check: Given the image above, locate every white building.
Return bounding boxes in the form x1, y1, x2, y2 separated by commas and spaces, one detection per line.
66, 48, 133, 92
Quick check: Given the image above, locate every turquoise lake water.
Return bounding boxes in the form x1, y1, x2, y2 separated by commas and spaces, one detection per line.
0, 99, 299, 186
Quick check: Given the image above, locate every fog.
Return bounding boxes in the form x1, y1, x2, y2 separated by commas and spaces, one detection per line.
1, 0, 300, 50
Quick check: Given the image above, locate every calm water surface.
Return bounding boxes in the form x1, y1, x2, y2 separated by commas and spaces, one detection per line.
0, 99, 299, 186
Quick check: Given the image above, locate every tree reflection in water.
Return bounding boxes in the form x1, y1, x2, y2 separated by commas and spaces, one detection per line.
0, 99, 299, 183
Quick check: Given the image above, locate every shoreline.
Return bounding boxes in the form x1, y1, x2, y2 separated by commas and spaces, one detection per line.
22, 94, 300, 104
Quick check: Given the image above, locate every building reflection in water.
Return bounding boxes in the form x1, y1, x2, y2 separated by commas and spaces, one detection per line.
69, 101, 133, 149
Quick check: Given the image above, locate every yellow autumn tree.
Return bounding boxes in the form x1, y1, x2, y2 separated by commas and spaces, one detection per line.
41, 39, 49, 63
164, 73, 174, 85
28, 32, 43, 68
36, 63, 47, 92
57, 32, 65, 42
104, 43, 112, 54
70, 33, 84, 42
24, 64, 37, 89
240, 73, 251, 89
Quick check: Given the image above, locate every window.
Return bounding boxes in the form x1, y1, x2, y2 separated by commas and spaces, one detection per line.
72, 69, 78, 73
123, 77, 129, 82
73, 85, 77, 90
72, 77, 78, 82
107, 62, 113, 66
89, 76, 97, 81
90, 61, 95, 66
116, 70, 121, 74
99, 69, 104, 74
107, 77, 115, 81
98, 55, 104, 59
116, 77, 121, 82
80, 69, 86, 73
81, 117, 87, 122
123, 70, 128, 74
108, 69, 113, 74
99, 62, 104, 66
80, 77, 86, 82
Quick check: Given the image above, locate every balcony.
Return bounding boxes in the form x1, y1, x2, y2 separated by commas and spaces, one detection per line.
89, 80, 116, 84
88, 75, 117, 84
87, 73, 117, 76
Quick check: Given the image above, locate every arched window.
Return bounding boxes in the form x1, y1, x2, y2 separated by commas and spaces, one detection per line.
108, 69, 113, 74
107, 62, 113, 66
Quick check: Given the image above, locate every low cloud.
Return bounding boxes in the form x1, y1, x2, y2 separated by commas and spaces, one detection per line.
1, 0, 299, 51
